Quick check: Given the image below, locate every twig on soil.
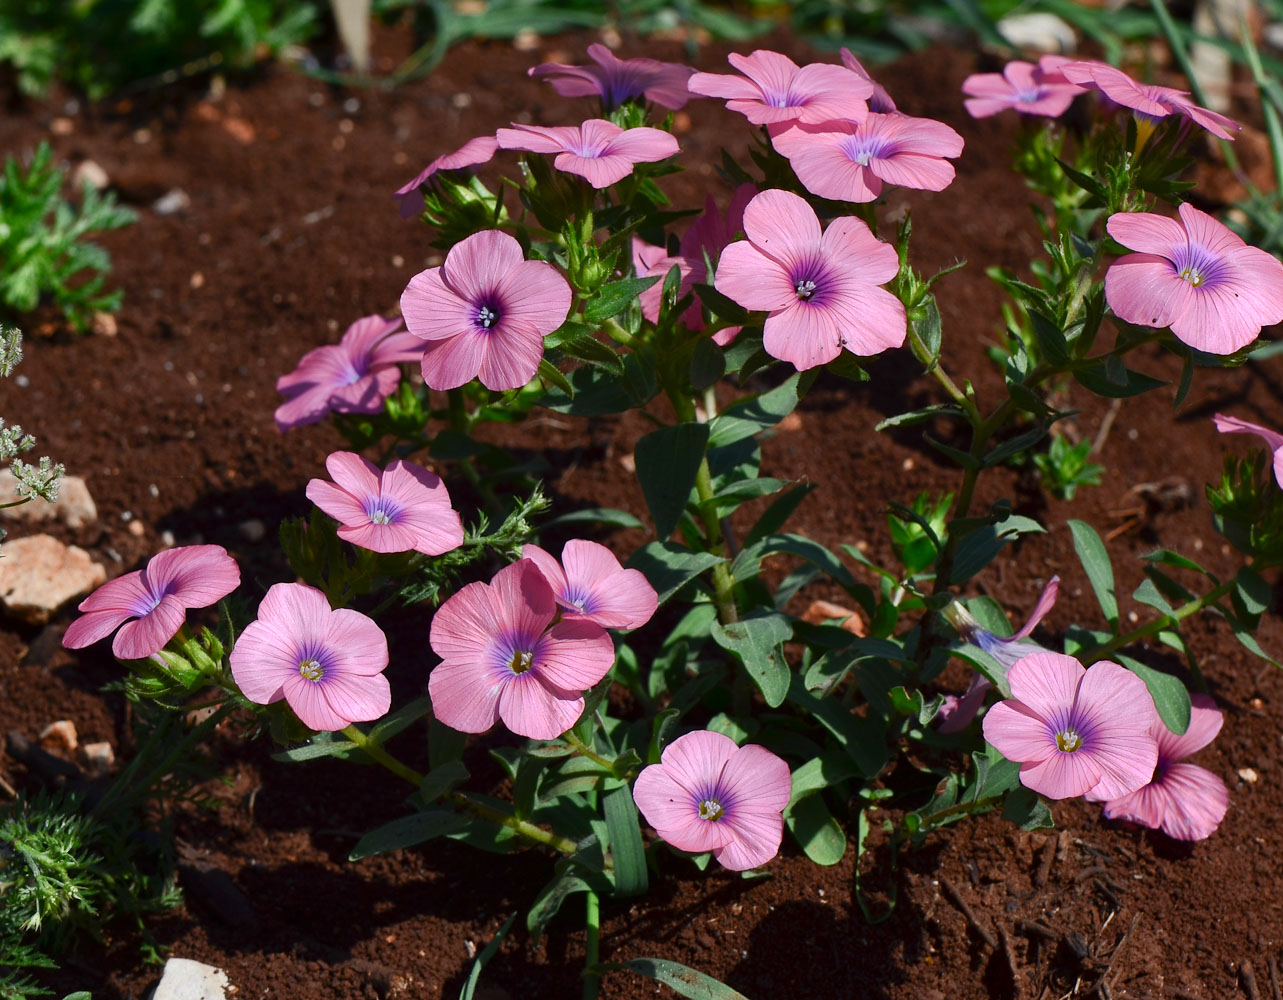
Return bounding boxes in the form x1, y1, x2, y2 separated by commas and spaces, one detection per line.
940, 876, 997, 950
998, 922, 1025, 1000
1034, 835, 1057, 888
1015, 919, 1060, 941
1242, 960, 1263, 1000
0, 770, 16, 798
1090, 398, 1123, 455
1268, 955, 1281, 1000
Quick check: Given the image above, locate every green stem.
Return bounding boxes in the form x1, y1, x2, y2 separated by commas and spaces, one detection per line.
564, 731, 617, 772
583, 889, 601, 1000
1080, 573, 1246, 664
341, 724, 426, 787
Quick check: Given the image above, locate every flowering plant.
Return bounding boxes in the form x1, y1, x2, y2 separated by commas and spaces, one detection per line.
59, 40, 1283, 996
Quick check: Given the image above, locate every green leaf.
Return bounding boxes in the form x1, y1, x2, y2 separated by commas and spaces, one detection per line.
875, 403, 966, 431
949, 514, 1045, 585
706, 372, 810, 449
1073, 359, 1167, 398
556, 332, 624, 374
419, 760, 470, 804
744, 482, 815, 546
970, 744, 1020, 801
272, 738, 357, 763
349, 808, 468, 860
582, 275, 660, 322
787, 676, 888, 777
595, 958, 752, 1000
688, 336, 726, 390
1115, 654, 1191, 735
706, 476, 789, 506
537, 357, 574, 397
458, 913, 517, 1000
1234, 566, 1272, 617
527, 870, 594, 943
1002, 786, 1054, 831
785, 793, 847, 865
787, 754, 861, 808
633, 422, 710, 538
693, 282, 751, 324
603, 784, 648, 896
626, 543, 725, 606
543, 507, 645, 530
1132, 578, 1175, 617
1142, 548, 1210, 575
711, 613, 793, 707
1068, 519, 1118, 629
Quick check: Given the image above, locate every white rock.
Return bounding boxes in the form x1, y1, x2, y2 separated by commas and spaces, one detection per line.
153, 189, 192, 216
997, 11, 1076, 52
238, 519, 266, 543
72, 159, 110, 191
82, 741, 115, 777
0, 535, 105, 625
151, 958, 230, 1000
40, 719, 78, 753
0, 470, 97, 529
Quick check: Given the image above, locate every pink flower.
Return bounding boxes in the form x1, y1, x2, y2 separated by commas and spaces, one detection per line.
1213, 413, 1283, 487
495, 120, 679, 188
63, 545, 240, 660
275, 315, 423, 432
1087, 694, 1229, 840
688, 50, 873, 127
632, 730, 792, 871
1105, 201, 1283, 354
961, 55, 1085, 119
840, 49, 896, 113
230, 582, 390, 732
1060, 59, 1240, 140
771, 113, 963, 203
394, 135, 499, 219
528, 43, 695, 111
521, 539, 658, 630
428, 560, 616, 740
306, 451, 463, 556
937, 576, 1060, 734
400, 229, 572, 391
714, 189, 905, 369
631, 183, 755, 343
983, 652, 1159, 801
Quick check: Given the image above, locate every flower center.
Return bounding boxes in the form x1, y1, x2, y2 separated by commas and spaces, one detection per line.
370, 508, 393, 525
1016, 88, 1044, 104
298, 658, 324, 682
477, 305, 499, 329
1179, 265, 1205, 287
698, 798, 724, 821
509, 650, 534, 675
1055, 728, 1083, 753
795, 279, 818, 301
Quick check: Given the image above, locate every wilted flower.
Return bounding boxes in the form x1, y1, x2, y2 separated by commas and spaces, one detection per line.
633, 730, 792, 871
1105, 202, 1283, 354
63, 545, 240, 660
1060, 59, 1239, 141
230, 582, 390, 732
840, 48, 896, 113
400, 229, 572, 391
528, 43, 695, 110
306, 451, 463, 556
983, 652, 1158, 801
275, 315, 423, 431
522, 539, 658, 630
496, 120, 679, 188
394, 135, 499, 219
688, 50, 873, 126
1088, 694, 1229, 841
714, 189, 905, 369
428, 560, 616, 740
1214, 413, 1283, 488
771, 113, 964, 203
961, 55, 1085, 119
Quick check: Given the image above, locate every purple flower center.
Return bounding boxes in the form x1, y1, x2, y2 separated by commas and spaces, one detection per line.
1170, 243, 1225, 289
294, 641, 334, 683
693, 780, 735, 822
298, 657, 324, 682
1015, 88, 1045, 104
790, 257, 830, 305
1055, 728, 1084, 752
795, 279, 818, 301
364, 495, 402, 526
509, 649, 534, 674
698, 798, 725, 821
477, 304, 500, 329
840, 132, 892, 167
563, 585, 596, 615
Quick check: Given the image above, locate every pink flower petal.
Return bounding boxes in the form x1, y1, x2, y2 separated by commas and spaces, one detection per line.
1157, 692, 1223, 759
1104, 254, 1193, 331
716, 744, 793, 815
318, 669, 391, 725
497, 674, 585, 740
535, 620, 616, 692
633, 765, 732, 852
762, 301, 842, 370
428, 656, 504, 733
713, 809, 784, 870
419, 328, 490, 390
324, 607, 390, 677
476, 318, 544, 391
1012, 576, 1061, 640
401, 267, 475, 343
1019, 743, 1104, 799
827, 282, 907, 357
741, 189, 821, 268
820, 218, 900, 285
495, 260, 574, 337
1006, 652, 1084, 721
112, 593, 187, 659
324, 451, 381, 502
659, 730, 739, 797
280, 670, 352, 732
442, 230, 527, 310
714, 241, 796, 312
983, 700, 1059, 766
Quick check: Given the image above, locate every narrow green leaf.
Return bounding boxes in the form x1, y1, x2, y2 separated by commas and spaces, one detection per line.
785, 793, 847, 865
603, 785, 648, 897
349, 808, 468, 860
419, 760, 470, 804
1132, 578, 1175, 617
544, 507, 645, 530
1068, 519, 1118, 629
596, 958, 752, 1000
1115, 654, 1191, 734
582, 275, 660, 322
626, 543, 725, 606
272, 739, 357, 763
459, 913, 517, 1000
633, 423, 710, 538
1234, 566, 1272, 617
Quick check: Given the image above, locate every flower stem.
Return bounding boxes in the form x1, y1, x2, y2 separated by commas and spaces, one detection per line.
563, 731, 617, 772
583, 889, 601, 1000
1080, 574, 1243, 665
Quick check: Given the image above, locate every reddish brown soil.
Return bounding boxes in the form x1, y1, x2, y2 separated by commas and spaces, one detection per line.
3, 23, 1282, 1000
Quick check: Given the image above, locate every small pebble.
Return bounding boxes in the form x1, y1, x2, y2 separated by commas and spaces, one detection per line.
40, 720, 78, 753
342, 97, 360, 114
128, 520, 145, 537
92, 312, 118, 337
513, 29, 539, 50
49, 117, 74, 135
1251, 697, 1265, 710
1239, 767, 1259, 784
82, 741, 115, 777
161, 530, 176, 547
72, 159, 110, 191
190, 272, 206, 289
452, 92, 472, 109
902, 457, 915, 471
153, 189, 191, 216
238, 519, 266, 543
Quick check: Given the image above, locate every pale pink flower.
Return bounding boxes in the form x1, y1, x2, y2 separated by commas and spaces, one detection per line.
230, 582, 390, 732
400, 229, 572, 391
63, 545, 240, 660
428, 560, 616, 740
687, 50, 873, 126
1105, 201, 1283, 354
771, 113, 963, 203
275, 315, 423, 432
937, 576, 1059, 734
714, 189, 905, 369
961, 55, 1085, 119
528, 43, 695, 110
840, 49, 896, 113
631, 183, 755, 343
1088, 694, 1229, 840
495, 120, 679, 188
394, 135, 499, 219
1213, 413, 1283, 488
1060, 59, 1240, 140
522, 539, 657, 630
633, 730, 792, 871
983, 652, 1159, 800
306, 451, 463, 556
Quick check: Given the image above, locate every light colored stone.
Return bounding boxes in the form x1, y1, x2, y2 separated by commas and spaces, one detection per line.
153, 189, 191, 216
802, 599, 867, 636
237, 519, 266, 543
996, 11, 1076, 52
72, 159, 110, 191
151, 957, 230, 1000
39, 719, 78, 754
0, 470, 97, 529
92, 311, 118, 337
0, 534, 105, 625
82, 741, 115, 777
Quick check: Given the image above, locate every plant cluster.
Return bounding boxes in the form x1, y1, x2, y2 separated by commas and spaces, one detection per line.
0, 326, 62, 550
34, 36, 1283, 997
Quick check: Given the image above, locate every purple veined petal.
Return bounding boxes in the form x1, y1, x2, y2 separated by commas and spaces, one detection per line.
280, 670, 352, 732
762, 301, 842, 370
430, 578, 504, 664
1156, 692, 1223, 761
306, 478, 370, 526
1019, 742, 1105, 799
475, 317, 544, 391
325, 451, 382, 501
552, 151, 637, 188
70, 568, 149, 617
1214, 413, 1283, 489
1145, 762, 1229, 839
713, 809, 784, 870
379, 459, 444, 508
521, 544, 570, 597
714, 241, 796, 313
497, 674, 585, 740
441, 230, 527, 309
983, 701, 1059, 766
275, 384, 339, 431
740, 190, 822, 268
727, 50, 801, 99
142, 545, 241, 609
1171, 283, 1264, 354
528, 61, 603, 99
632, 237, 669, 277
561, 539, 658, 630
493, 259, 573, 338
1012, 576, 1061, 640
1104, 254, 1194, 330
401, 267, 476, 344
1225, 245, 1283, 324
1080, 728, 1160, 802
963, 95, 1019, 119
1068, 62, 1173, 118
1165, 92, 1240, 140
490, 560, 558, 642
601, 126, 680, 163
535, 620, 616, 692
869, 151, 956, 192
840, 48, 896, 112
340, 314, 403, 358
337, 521, 425, 554
63, 607, 136, 650
785, 63, 873, 125
327, 370, 398, 415
259, 582, 335, 643
228, 612, 303, 703
820, 217, 900, 285
428, 656, 505, 734
111, 593, 187, 659
1105, 211, 1187, 256
633, 765, 731, 852
826, 281, 908, 357
787, 141, 882, 203
317, 669, 391, 725
276, 342, 351, 394
370, 329, 429, 367
324, 607, 389, 677
936, 673, 992, 734
1006, 652, 1084, 723
419, 328, 490, 390
495, 124, 583, 154
657, 730, 739, 798
1176, 201, 1243, 258
577, 117, 626, 149
1095, 776, 1167, 828
715, 744, 793, 815
686, 70, 762, 102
